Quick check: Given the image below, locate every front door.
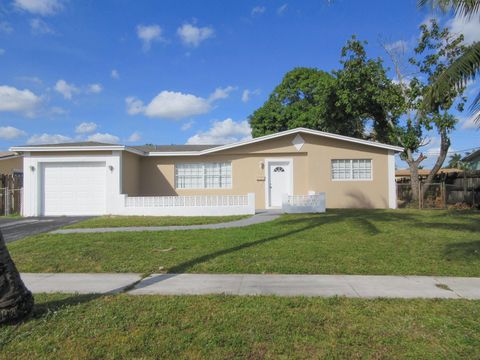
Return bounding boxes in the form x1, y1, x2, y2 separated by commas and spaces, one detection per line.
268, 161, 291, 208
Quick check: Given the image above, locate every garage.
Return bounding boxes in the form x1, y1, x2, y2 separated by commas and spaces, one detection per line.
41, 162, 107, 216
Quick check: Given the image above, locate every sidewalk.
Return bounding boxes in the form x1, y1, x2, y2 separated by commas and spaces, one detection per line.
21, 273, 480, 299
51, 211, 281, 234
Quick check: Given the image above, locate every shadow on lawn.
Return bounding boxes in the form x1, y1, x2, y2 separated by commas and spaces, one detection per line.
444, 241, 480, 261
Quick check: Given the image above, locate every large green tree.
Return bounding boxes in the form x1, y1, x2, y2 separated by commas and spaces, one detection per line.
249, 67, 336, 137
249, 39, 404, 143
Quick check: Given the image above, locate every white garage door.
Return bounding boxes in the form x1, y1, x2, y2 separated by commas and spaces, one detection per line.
41, 162, 107, 216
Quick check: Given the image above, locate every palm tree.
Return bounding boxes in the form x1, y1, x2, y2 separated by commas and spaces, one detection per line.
447, 152, 463, 167
418, 0, 480, 124
0, 229, 34, 323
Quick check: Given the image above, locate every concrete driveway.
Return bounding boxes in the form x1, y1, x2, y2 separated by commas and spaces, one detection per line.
0, 216, 91, 243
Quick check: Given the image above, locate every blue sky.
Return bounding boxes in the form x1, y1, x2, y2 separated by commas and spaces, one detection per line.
0, 0, 478, 168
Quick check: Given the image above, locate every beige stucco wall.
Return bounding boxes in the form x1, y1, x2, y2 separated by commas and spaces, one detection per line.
122, 151, 141, 196
131, 133, 391, 209
0, 157, 23, 175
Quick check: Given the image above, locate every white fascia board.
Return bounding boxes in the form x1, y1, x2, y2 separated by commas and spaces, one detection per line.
147, 128, 404, 157
9, 145, 145, 156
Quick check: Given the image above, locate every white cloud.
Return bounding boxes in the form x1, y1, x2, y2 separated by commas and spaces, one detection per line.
0, 85, 41, 116
277, 4, 288, 15
54, 79, 78, 99
0, 49, 5, 55
0, 126, 27, 140
181, 120, 194, 131
144, 91, 211, 120
137, 24, 164, 51
14, 0, 64, 16
30, 18, 54, 34
127, 87, 233, 120
17, 76, 42, 85
75, 122, 98, 134
27, 133, 72, 145
251, 6, 266, 16
241, 88, 261, 102
177, 23, 214, 47
385, 39, 408, 53
87, 83, 103, 94
127, 131, 141, 142
49, 106, 67, 115
461, 113, 480, 130
208, 86, 236, 102
0, 22, 13, 34
448, 15, 480, 44
111, 69, 119, 79
186, 118, 252, 145
125, 96, 145, 115
87, 132, 120, 144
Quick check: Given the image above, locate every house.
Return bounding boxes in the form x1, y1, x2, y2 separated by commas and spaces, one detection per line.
10, 127, 403, 216
395, 168, 463, 181
463, 149, 480, 170
0, 152, 23, 175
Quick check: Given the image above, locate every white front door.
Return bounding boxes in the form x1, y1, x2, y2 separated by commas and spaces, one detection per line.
41, 162, 107, 216
268, 161, 291, 208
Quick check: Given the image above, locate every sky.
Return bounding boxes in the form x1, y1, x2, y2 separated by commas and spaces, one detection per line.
0, 0, 478, 168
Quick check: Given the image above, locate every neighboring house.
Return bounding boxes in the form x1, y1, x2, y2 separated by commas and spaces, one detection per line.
0, 152, 23, 175
463, 149, 480, 170
11, 127, 402, 216
395, 168, 463, 181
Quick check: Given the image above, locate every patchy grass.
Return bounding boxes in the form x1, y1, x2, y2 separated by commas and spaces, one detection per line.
9, 209, 480, 276
0, 294, 478, 359
64, 215, 250, 229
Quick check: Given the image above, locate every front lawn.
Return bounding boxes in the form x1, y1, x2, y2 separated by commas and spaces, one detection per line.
64, 215, 250, 228
9, 209, 480, 276
0, 294, 478, 359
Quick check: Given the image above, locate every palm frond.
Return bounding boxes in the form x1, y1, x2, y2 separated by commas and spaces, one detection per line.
425, 42, 480, 115
418, 0, 480, 18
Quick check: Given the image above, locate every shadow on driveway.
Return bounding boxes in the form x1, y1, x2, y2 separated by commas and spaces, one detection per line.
0, 216, 92, 243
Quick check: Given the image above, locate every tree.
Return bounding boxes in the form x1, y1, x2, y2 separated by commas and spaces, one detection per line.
332, 36, 405, 143
383, 19, 467, 201
0, 229, 34, 323
447, 153, 462, 168
418, 0, 480, 125
249, 68, 337, 137
249, 40, 404, 143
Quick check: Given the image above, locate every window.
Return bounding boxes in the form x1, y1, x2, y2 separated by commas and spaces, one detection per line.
175, 162, 232, 189
331, 159, 372, 180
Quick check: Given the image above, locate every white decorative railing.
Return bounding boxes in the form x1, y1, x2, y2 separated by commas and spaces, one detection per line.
282, 192, 326, 213
119, 193, 256, 216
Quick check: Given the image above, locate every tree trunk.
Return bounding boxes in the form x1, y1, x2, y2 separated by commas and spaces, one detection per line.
0, 230, 34, 324
420, 127, 450, 200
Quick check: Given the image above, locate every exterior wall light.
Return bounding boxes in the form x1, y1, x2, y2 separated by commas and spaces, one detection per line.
108, 165, 114, 172
29, 165, 35, 172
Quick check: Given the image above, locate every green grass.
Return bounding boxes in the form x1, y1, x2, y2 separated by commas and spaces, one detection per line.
64, 215, 250, 228
8, 209, 480, 276
0, 294, 478, 359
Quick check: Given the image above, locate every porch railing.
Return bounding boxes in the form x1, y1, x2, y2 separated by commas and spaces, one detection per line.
120, 193, 256, 216
282, 192, 326, 213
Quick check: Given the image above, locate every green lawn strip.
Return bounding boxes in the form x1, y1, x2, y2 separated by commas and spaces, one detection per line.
0, 294, 478, 359
9, 209, 480, 276
63, 215, 250, 228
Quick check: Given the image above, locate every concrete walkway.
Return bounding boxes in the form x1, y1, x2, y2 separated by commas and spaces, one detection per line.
51, 211, 281, 234
20, 273, 480, 299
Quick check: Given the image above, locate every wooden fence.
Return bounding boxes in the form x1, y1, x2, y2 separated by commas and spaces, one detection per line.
396, 170, 480, 209
0, 174, 23, 215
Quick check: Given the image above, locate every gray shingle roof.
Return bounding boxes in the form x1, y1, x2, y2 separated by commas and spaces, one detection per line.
132, 144, 221, 152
